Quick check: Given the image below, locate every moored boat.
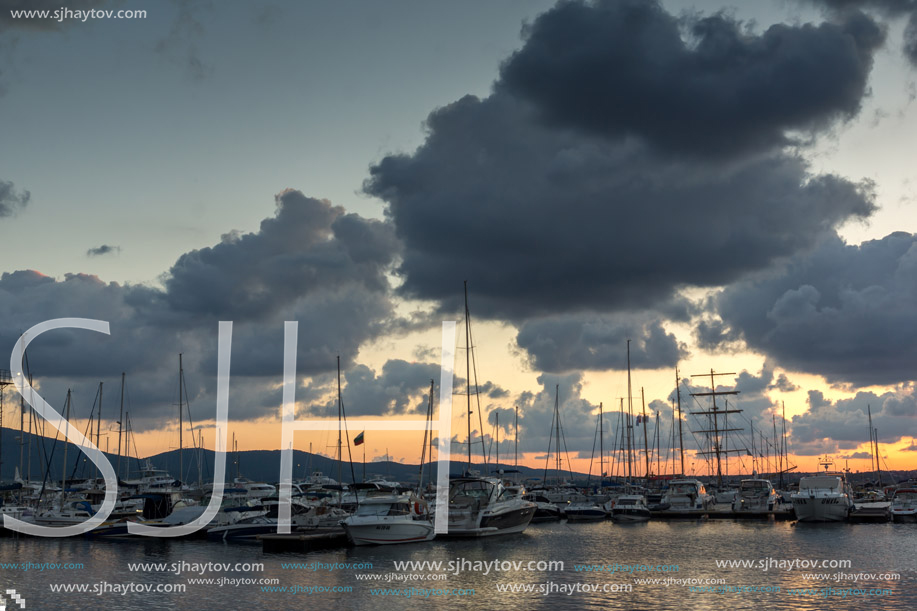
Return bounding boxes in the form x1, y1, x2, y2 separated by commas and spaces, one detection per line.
445, 477, 535, 537
791, 473, 853, 522
341, 493, 434, 545
732, 478, 778, 516
890, 488, 917, 522
610, 494, 651, 522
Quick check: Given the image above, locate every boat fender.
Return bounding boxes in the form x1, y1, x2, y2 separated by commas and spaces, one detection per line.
415, 501, 424, 515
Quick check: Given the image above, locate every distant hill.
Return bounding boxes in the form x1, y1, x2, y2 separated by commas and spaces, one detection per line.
4, 426, 913, 487
1, 425, 582, 485
0, 425, 142, 483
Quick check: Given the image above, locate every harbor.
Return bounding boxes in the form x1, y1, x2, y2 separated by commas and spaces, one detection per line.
5, 0, 917, 608
2, 515, 913, 611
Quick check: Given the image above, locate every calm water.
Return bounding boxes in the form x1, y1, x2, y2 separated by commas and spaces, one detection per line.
2, 520, 915, 610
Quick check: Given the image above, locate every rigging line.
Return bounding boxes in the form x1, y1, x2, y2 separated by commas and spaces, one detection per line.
609, 406, 620, 480
339, 378, 357, 486
467, 313, 488, 469
72, 392, 101, 480
585, 409, 599, 487
559, 401, 575, 483
541, 396, 557, 486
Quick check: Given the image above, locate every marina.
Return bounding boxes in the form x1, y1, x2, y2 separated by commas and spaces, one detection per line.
2, 516, 914, 610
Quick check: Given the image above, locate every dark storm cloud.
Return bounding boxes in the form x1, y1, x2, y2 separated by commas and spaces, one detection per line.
808, 0, 917, 65
515, 313, 687, 373
366, 2, 877, 330
789, 387, 917, 454
0, 190, 400, 427
703, 231, 917, 386
164, 190, 395, 321
0, 180, 29, 216
86, 244, 121, 257
499, 0, 884, 158
480, 381, 510, 399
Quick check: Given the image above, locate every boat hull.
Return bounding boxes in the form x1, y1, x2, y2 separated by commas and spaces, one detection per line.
791, 496, 850, 522
342, 521, 434, 546
611, 508, 651, 522
207, 522, 277, 541
479, 505, 535, 533
565, 508, 607, 521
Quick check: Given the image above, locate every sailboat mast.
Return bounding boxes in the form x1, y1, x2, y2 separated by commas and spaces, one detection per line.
676, 368, 685, 475
773, 414, 779, 482
599, 402, 604, 486
61, 389, 71, 510
867, 404, 875, 475
19, 388, 24, 490
514, 405, 518, 470
118, 372, 125, 480
710, 370, 721, 487
751, 420, 756, 473
464, 281, 472, 470
781, 401, 788, 480
655, 411, 661, 477
178, 353, 183, 485
337, 355, 343, 506
554, 385, 561, 480
620, 398, 629, 484
626, 340, 633, 483
419, 379, 434, 489
495, 412, 499, 473
97, 382, 103, 458
641, 387, 649, 479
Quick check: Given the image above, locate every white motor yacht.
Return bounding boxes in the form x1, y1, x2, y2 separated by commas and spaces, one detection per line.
445, 477, 535, 537
732, 479, 778, 515
890, 488, 917, 522
610, 494, 651, 522
791, 473, 853, 522
341, 493, 434, 545
660, 479, 713, 515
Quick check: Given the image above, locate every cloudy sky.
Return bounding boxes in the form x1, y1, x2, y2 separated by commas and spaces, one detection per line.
2, 0, 917, 480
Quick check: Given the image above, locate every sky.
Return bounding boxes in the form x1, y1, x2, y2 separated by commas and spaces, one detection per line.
1, 0, 917, 481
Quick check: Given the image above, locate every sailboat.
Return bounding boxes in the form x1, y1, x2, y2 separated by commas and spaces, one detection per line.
445, 282, 535, 537
608, 343, 650, 522
342, 381, 437, 545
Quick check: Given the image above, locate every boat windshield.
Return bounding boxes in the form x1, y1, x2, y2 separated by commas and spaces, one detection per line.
799, 476, 842, 491
670, 484, 697, 495
450, 480, 495, 501
354, 503, 400, 517
617, 498, 636, 506
741, 481, 770, 491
